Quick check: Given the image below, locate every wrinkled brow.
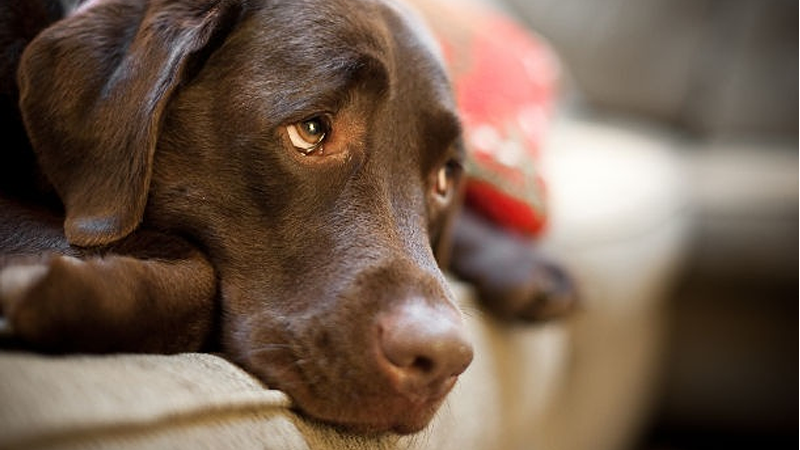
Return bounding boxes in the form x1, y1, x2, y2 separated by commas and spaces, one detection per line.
264, 51, 390, 122
420, 107, 465, 170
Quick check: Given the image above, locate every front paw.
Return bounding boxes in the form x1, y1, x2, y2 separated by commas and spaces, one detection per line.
450, 210, 579, 322
1, 262, 51, 318
0, 255, 79, 350
475, 256, 578, 322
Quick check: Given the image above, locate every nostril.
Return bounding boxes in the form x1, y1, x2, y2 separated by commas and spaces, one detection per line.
410, 356, 435, 374
378, 301, 473, 389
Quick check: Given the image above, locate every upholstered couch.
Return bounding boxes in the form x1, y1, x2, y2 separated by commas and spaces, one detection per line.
502, 0, 797, 444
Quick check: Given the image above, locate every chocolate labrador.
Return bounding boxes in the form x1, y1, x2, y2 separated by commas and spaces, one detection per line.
0, 0, 574, 434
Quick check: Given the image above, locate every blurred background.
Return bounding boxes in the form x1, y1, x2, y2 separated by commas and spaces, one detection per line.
477, 0, 797, 448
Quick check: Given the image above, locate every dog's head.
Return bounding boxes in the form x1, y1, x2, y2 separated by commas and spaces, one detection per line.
19, 0, 472, 433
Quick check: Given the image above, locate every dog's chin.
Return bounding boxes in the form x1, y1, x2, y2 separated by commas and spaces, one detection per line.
234, 312, 465, 435
296, 388, 451, 435
253, 361, 456, 435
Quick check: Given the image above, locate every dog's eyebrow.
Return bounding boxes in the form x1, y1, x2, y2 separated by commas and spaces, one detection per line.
421, 107, 464, 168
432, 108, 463, 146
280, 52, 389, 117
343, 53, 390, 94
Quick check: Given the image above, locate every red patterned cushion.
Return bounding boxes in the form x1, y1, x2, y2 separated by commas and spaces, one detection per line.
429, 2, 559, 236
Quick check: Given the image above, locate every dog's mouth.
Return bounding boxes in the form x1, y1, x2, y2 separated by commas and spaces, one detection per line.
324, 389, 455, 435
244, 349, 463, 434
285, 366, 463, 435
237, 301, 472, 435
312, 339, 468, 435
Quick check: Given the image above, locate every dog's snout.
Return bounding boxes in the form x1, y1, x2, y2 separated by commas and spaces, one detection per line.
378, 301, 473, 398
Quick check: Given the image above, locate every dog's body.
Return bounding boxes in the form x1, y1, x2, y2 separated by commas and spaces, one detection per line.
0, 0, 574, 434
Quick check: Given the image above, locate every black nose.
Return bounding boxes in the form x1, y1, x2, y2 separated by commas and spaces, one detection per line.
377, 300, 473, 397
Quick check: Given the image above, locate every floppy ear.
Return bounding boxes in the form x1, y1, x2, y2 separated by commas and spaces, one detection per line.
17, 0, 241, 247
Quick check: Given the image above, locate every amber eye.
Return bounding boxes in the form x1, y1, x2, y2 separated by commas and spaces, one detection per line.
435, 159, 462, 199
287, 116, 330, 155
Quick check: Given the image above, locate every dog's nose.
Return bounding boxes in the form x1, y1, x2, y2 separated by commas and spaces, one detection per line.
378, 301, 473, 396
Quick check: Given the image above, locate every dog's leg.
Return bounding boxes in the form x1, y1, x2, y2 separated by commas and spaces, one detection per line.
0, 236, 216, 353
450, 208, 578, 322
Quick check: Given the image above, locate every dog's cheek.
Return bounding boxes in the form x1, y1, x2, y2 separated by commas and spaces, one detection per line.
321, 103, 369, 160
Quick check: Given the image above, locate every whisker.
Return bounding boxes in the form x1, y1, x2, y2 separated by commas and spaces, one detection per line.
459, 303, 486, 320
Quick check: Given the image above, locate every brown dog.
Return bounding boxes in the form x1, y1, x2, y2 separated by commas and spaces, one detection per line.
0, 0, 574, 434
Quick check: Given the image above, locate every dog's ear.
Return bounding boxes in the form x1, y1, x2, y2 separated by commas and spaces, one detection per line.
17, 0, 241, 247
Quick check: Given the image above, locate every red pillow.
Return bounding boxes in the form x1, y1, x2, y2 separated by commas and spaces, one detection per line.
430, 2, 559, 236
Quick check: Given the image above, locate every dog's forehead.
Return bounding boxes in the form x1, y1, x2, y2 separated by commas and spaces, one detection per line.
235, 0, 453, 103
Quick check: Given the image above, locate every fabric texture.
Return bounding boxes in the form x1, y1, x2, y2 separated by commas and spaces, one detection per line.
0, 280, 571, 450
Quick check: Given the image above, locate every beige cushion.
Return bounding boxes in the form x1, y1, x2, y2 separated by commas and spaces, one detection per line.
0, 281, 571, 450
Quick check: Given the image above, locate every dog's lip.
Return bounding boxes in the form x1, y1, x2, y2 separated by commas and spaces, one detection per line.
284, 366, 460, 434
305, 387, 452, 435
244, 341, 461, 434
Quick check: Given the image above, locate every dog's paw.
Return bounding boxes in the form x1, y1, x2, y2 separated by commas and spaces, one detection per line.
476, 256, 578, 322
0, 255, 79, 348
450, 209, 579, 322
0, 263, 51, 318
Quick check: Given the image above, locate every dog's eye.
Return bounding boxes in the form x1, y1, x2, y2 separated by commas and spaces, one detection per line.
287, 116, 330, 155
435, 159, 462, 199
